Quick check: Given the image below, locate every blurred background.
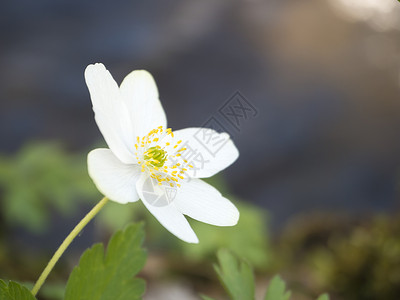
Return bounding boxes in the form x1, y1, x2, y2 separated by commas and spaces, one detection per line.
1, 0, 400, 299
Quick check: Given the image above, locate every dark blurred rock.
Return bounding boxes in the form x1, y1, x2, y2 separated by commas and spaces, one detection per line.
1, 0, 399, 229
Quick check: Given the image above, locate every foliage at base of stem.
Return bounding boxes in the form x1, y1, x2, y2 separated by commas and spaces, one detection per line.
0, 280, 36, 300
64, 223, 147, 300
204, 249, 329, 300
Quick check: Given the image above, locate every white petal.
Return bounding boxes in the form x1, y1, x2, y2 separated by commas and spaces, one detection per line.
162, 127, 239, 178
136, 173, 199, 243
175, 179, 239, 226
88, 148, 141, 204
85, 63, 136, 164
120, 70, 167, 138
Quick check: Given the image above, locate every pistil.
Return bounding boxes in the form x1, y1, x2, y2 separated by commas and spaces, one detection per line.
135, 126, 194, 187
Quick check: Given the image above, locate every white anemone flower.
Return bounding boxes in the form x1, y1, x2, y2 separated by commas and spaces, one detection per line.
85, 63, 240, 243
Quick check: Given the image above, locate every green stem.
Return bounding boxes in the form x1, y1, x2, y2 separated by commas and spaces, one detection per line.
31, 196, 109, 296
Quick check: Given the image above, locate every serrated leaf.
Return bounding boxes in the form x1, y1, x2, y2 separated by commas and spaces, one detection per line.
0, 280, 36, 300
214, 249, 255, 300
316, 293, 329, 300
264, 275, 291, 300
64, 223, 147, 300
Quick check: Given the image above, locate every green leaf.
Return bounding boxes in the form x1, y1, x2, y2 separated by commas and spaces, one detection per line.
264, 275, 291, 300
181, 198, 271, 269
214, 249, 255, 300
64, 223, 147, 300
0, 142, 99, 233
316, 293, 329, 300
0, 280, 36, 300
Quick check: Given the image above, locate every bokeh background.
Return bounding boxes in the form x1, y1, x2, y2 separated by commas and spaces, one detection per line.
1, 1, 400, 299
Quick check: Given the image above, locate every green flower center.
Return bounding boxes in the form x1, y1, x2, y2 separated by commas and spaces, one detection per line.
144, 146, 167, 168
